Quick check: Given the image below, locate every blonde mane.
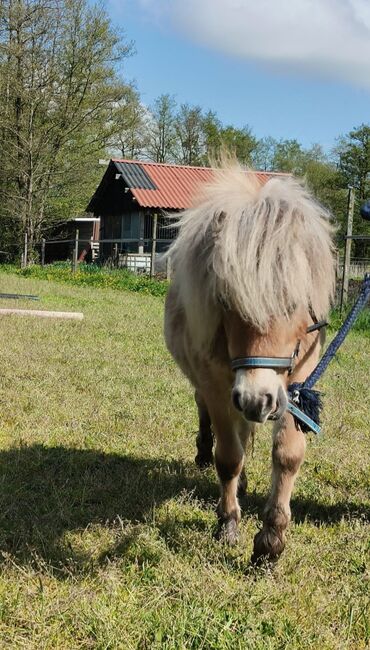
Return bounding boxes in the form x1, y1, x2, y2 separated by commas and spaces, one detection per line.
168, 163, 336, 348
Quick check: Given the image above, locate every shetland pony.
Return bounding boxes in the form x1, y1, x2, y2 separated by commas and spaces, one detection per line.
164, 164, 335, 562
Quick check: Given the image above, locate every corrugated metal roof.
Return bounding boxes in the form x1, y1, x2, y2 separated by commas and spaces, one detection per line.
111, 159, 281, 210
115, 161, 157, 190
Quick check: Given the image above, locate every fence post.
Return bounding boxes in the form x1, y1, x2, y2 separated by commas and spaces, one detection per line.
113, 243, 118, 268
41, 238, 46, 267
138, 213, 145, 254
72, 229, 79, 273
335, 249, 340, 281
22, 232, 28, 268
340, 186, 355, 312
150, 213, 158, 278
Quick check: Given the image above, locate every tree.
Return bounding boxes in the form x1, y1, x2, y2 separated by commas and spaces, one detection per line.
252, 136, 277, 171
201, 112, 257, 167
304, 159, 347, 229
337, 124, 370, 200
0, 0, 132, 258
201, 110, 222, 163
250, 136, 346, 237
272, 139, 307, 174
218, 125, 257, 166
174, 103, 204, 166
110, 85, 149, 160
145, 94, 177, 163
335, 124, 370, 256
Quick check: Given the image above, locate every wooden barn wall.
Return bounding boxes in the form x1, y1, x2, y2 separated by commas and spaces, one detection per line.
91, 170, 179, 257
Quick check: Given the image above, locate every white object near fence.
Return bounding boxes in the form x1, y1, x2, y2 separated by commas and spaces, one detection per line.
338, 259, 370, 279
0, 309, 84, 320
118, 253, 151, 273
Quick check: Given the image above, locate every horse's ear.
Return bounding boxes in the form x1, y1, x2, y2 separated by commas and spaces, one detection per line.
201, 210, 227, 248
212, 210, 227, 235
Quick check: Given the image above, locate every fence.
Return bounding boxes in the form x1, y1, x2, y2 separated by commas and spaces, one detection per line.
337, 258, 370, 280
19, 231, 370, 295
22, 232, 174, 278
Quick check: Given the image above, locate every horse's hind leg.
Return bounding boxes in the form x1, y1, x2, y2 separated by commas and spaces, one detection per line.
194, 391, 214, 468
237, 422, 255, 499
252, 414, 306, 563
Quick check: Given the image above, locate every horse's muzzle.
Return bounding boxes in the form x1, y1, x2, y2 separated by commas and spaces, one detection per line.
232, 385, 287, 423
267, 386, 288, 421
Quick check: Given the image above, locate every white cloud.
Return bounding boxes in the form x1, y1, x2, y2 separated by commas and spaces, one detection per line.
139, 0, 370, 88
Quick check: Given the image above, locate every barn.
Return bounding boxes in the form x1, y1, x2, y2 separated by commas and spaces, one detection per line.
87, 159, 279, 270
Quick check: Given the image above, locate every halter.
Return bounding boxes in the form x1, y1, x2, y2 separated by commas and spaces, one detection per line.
230, 319, 328, 434
231, 345, 300, 374
231, 321, 327, 375
229, 274, 369, 435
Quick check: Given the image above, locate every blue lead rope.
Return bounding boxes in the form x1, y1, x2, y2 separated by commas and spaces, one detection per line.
287, 273, 370, 434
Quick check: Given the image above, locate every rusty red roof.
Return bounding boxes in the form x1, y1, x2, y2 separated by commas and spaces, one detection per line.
110, 159, 281, 210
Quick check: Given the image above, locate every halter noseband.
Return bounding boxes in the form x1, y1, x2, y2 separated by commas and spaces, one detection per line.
230, 320, 327, 434
231, 352, 298, 374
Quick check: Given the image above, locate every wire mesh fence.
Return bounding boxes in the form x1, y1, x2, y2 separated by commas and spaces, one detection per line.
27, 234, 174, 278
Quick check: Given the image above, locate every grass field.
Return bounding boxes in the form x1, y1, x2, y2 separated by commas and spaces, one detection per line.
0, 270, 368, 649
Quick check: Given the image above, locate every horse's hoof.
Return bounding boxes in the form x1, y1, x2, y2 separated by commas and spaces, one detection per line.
215, 517, 239, 545
195, 450, 214, 469
251, 527, 285, 565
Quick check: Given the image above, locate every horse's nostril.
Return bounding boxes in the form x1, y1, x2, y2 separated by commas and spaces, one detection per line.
232, 390, 243, 412
265, 393, 274, 410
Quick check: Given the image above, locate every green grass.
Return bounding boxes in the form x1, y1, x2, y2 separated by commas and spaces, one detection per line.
329, 306, 370, 336
0, 270, 368, 649
0, 262, 169, 297
2, 263, 369, 334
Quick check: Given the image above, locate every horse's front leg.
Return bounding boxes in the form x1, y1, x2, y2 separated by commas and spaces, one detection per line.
206, 403, 246, 544
194, 390, 214, 468
252, 413, 306, 563
215, 428, 245, 545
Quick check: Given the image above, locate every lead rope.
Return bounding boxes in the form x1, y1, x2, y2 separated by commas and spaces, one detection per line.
287, 273, 370, 434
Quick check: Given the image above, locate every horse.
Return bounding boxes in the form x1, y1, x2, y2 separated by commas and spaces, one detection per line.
164, 163, 335, 563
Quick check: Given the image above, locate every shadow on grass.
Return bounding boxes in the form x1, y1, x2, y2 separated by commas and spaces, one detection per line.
0, 444, 367, 572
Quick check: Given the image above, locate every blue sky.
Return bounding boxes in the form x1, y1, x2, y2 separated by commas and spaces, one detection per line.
106, 0, 370, 152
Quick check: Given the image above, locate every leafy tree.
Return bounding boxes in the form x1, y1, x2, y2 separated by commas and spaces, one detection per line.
145, 94, 177, 163
252, 136, 277, 171
201, 110, 222, 163
304, 160, 347, 232
110, 85, 149, 160
218, 125, 257, 166
251, 136, 347, 238
174, 103, 204, 166
201, 112, 257, 167
337, 124, 370, 199
0, 0, 132, 258
272, 139, 307, 174
335, 124, 370, 256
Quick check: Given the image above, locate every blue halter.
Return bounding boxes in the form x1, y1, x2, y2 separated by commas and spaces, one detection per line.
231, 355, 297, 372
231, 273, 370, 435
231, 334, 318, 432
